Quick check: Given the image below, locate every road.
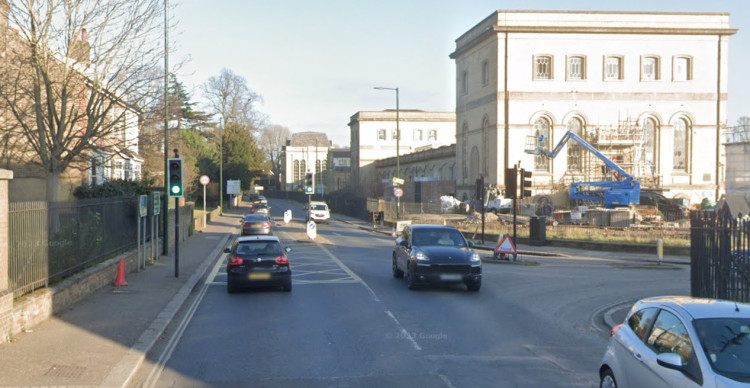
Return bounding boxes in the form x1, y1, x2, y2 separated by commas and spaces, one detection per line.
129, 199, 690, 388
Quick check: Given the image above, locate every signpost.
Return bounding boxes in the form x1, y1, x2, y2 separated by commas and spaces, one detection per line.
284, 209, 292, 224
307, 220, 317, 240
392, 176, 404, 186
393, 187, 404, 198
200, 175, 210, 227
152, 192, 160, 265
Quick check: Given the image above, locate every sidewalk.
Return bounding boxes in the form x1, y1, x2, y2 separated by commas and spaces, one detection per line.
0, 206, 244, 388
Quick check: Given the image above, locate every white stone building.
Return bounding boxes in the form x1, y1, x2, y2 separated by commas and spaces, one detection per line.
349, 110, 456, 198
281, 132, 331, 192
451, 10, 736, 205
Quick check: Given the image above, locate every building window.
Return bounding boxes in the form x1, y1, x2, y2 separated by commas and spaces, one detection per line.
567, 56, 585, 80
470, 146, 480, 180
413, 129, 423, 141
673, 56, 692, 81
114, 160, 124, 180
673, 118, 690, 171
461, 70, 468, 95
428, 130, 437, 141
461, 122, 468, 179
642, 118, 658, 175
293, 160, 300, 183
534, 55, 553, 80
567, 118, 584, 172
482, 60, 489, 86
641, 56, 659, 81
533, 117, 551, 172
604, 56, 623, 80
377, 129, 386, 141
392, 129, 399, 140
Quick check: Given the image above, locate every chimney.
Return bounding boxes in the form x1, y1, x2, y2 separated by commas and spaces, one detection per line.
70, 28, 91, 66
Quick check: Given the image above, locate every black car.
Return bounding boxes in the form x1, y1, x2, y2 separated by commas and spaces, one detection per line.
392, 224, 482, 291
240, 213, 272, 236
224, 236, 292, 293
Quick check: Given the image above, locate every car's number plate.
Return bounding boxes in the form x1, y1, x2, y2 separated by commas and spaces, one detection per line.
440, 273, 462, 281
249, 272, 271, 280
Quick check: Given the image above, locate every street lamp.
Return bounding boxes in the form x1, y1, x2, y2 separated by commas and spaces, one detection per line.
374, 86, 400, 221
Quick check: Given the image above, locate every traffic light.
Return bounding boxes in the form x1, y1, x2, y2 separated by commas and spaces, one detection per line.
504, 167, 517, 199
168, 158, 184, 197
475, 176, 484, 204
304, 172, 314, 194
520, 168, 532, 199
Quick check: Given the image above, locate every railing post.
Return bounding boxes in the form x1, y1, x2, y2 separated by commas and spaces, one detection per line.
0, 169, 14, 341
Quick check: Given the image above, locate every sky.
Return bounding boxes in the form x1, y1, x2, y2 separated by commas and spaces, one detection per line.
172, 0, 749, 147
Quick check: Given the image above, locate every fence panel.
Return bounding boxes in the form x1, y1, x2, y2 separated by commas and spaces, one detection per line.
690, 211, 750, 303
9, 201, 49, 297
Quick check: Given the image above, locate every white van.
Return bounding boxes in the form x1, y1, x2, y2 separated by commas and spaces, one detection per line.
307, 201, 330, 224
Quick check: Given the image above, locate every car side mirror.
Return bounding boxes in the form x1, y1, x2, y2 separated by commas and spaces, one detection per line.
223, 247, 231, 253
467, 240, 475, 248
656, 353, 683, 370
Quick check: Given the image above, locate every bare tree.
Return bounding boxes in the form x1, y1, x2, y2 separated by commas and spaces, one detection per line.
202, 68, 263, 131
259, 124, 291, 189
0, 0, 164, 202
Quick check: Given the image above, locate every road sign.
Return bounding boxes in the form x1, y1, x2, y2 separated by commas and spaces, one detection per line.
392, 177, 405, 185
394, 187, 404, 198
153, 192, 161, 215
495, 234, 517, 254
306, 220, 317, 240
284, 209, 292, 224
199, 175, 210, 185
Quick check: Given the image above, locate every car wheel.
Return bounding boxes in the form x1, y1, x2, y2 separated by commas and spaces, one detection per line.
406, 265, 418, 290
282, 279, 292, 292
467, 282, 481, 292
392, 256, 404, 278
600, 369, 617, 388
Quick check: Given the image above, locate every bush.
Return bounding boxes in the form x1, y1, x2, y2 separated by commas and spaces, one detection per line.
73, 178, 157, 199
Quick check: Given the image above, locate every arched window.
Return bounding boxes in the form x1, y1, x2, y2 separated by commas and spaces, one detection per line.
673, 118, 690, 171
293, 160, 300, 183
567, 118, 583, 172
643, 118, 658, 173
534, 117, 551, 172
300, 160, 306, 177
470, 146, 480, 180
461, 122, 469, 179
482, 117, 489, 176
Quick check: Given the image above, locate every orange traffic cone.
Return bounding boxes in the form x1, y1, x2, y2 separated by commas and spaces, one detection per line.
114, 257, 128, 287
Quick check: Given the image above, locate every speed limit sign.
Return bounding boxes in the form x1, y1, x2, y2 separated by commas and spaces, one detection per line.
199, 175, 210, 185
394, 187, 404, 198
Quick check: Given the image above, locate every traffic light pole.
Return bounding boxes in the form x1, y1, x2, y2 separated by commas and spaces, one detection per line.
174, 196, 179, 277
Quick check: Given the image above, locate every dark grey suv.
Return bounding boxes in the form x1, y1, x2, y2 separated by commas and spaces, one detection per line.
392, 224, 482, 291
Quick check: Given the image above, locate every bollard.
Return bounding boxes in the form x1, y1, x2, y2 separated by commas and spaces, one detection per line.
657, 238, 663, 265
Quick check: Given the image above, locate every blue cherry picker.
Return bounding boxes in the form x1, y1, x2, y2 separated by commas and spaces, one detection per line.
525, 131, 640, 208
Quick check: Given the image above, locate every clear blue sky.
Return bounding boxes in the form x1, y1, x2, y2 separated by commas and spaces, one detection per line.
173, 0, 749, 146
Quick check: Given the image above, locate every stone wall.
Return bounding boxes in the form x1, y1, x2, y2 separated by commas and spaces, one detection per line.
0, 169, 13, 341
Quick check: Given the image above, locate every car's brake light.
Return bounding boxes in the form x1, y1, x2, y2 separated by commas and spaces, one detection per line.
243, 223, 251, 228
275, 254, 289, 265
610, 323, 622, 337
262, 222, 270, 228
229, 255, 244, 266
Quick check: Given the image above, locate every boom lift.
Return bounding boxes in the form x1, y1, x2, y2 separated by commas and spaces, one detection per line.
525, 131, 640, 208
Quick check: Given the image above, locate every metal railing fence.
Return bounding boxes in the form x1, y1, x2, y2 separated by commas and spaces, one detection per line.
9, 197, 155, 298
691, 211, 750, 303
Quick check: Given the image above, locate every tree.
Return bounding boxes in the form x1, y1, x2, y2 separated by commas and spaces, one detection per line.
259, 125, 291, 189
0, 0, 165, 202
202, 68, 263, 131
222, 122, 267, 190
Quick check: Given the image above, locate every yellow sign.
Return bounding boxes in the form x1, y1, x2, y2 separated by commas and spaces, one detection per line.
392, 177, 405, 185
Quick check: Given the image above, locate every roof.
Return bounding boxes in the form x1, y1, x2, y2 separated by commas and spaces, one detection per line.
638, 296, 750, 319
409, 224, 459, 231
236, 235, 279, 243
288, 132, 330, 147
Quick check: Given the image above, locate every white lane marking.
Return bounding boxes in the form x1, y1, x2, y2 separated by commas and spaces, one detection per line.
141, 252, 226, 387
385, 310, 421, 351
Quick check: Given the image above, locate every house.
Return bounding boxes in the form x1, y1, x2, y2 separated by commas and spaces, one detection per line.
451, 10, 736, 205
0, 1, 143, 202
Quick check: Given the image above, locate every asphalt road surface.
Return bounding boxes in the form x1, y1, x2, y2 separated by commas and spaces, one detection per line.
129, 199, 690, 388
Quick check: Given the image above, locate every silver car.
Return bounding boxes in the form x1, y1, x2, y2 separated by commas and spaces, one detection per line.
599, 296, 750, 388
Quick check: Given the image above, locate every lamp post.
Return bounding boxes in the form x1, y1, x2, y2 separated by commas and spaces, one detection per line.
162, 0, 170, 256
219, 132, 223, 214
374, 86, 400, 221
